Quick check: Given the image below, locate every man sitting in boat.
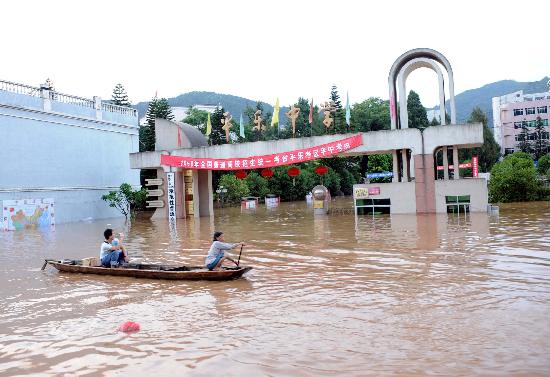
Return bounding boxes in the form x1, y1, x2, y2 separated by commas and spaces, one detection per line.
205, 231, 245, 271
100, 228, 127, 267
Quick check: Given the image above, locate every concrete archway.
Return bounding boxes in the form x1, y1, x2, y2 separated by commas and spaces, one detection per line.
397, 57, 447, 128
388, 48, 457, 130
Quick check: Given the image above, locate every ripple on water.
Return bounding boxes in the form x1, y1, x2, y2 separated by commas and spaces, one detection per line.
1, 201, 550, 375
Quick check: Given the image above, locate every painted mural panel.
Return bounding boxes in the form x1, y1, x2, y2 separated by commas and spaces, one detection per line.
2, 199, 55, 231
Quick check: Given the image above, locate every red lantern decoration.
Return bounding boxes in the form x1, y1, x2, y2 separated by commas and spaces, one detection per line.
314, 165, 329, 175
287, 167, 300, 177
260, 168, 273, 178
235, 170, 248, 180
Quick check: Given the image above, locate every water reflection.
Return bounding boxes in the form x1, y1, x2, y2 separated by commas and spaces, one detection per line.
1, 200, 549, 376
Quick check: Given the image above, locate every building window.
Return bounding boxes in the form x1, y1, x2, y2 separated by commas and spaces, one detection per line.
537, 106, 548, 114
542, 119, 549, 126
525, 107, 536, 115
514, 109, 524, 116
526, 120, 536, 127
355, 198, 391, 215
535, 96, 545, 101
514, 122, 523, 129
446, 195, 470, 214
505, 148, 515, 155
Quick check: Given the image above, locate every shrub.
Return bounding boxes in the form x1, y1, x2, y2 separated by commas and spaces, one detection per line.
537, 154, 550, 175
101, 183, 148, 220
489, 152, 542, 202
217, 174, 250, 204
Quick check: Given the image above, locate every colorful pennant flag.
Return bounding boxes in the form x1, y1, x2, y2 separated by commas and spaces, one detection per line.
271, 97, 280, 127
308, 98, 313, 124
345, 92, 351, 126
239, 113, 245, 138
206, 113, 212, 136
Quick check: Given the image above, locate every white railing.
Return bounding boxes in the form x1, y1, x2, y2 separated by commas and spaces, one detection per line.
0, 79, 41, 97
101, 102, 137, 117
1, 79, 137, 117
50, 91, 95, 108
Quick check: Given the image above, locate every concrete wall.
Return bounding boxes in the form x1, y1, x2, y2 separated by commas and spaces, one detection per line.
434, 178, 488, 213
131, 123, 484, 167
353, 182, 416, 214
0, 92, 140, 223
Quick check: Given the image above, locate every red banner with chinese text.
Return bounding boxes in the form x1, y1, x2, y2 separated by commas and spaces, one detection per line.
160, 134, 363, 170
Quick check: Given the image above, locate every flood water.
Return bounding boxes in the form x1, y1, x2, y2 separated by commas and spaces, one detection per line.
1, 200, 550, 376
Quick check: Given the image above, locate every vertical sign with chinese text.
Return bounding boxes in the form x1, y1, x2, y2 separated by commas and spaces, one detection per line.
472, 156, 479, 178
166, 172, 176, 226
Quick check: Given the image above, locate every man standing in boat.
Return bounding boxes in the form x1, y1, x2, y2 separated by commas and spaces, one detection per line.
100, 228, 127, 267
205, 231, 245, 271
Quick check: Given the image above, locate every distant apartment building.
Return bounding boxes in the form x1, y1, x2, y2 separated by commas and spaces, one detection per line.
492, 88, 550, 155
0, 79, 140, 224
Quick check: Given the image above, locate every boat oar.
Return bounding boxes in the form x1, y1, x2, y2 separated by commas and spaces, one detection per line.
236, 245, 244, 266
41, 259, 55, 270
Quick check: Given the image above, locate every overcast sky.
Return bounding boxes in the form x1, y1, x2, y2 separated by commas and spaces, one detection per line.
1, 0, 549, 108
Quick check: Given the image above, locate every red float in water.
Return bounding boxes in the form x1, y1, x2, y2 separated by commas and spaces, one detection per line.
287, 167, 300, 177
260, 168, 273, 178
118, 321, 140, 333
235, 170, 248, 179
314, 165, 329, 175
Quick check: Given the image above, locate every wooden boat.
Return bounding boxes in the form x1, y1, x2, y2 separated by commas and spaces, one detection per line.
43, 259, 252, 281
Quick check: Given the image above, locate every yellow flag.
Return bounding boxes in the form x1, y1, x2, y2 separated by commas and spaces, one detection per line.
271, 97, 279, 126
206, 113, 212, 135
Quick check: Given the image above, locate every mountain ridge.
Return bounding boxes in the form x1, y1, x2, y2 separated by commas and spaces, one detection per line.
133, 77, 550, 127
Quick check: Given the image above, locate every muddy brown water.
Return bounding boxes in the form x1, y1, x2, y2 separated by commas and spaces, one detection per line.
1, 200, 549, 376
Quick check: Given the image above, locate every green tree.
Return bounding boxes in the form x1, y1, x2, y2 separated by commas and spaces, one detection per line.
286, 97, 312, 138
101, 183, 148, 220
184, 106, 209, 134
350, 97, 391, 132
407, 90, 429, 129
139, 97, 174, 152
208, 106, 227, 146
366, 154, 393, 183
532, 117, 549, 160
267, 165, 316, 201
460, 107, 500, 172
330, 85, 347, 134
517, 125, 532, 155
537, 154, 550, 175
111, 83, 130, 107
245, 171, 269, 198
217, 174, 250, 204
489, 152, 543, 202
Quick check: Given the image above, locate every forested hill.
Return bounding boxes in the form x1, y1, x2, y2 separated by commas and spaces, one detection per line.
133, 77, 549, 127
430, 77, 549, 127
133, 91, 289, 122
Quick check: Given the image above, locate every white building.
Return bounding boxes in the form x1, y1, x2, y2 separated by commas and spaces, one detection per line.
0, 79, 140, 224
